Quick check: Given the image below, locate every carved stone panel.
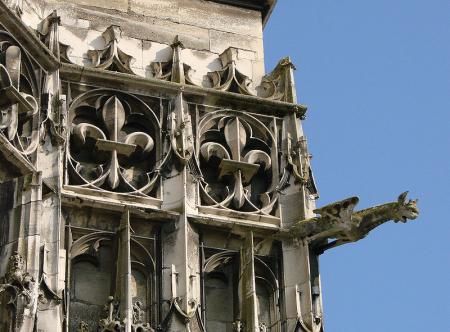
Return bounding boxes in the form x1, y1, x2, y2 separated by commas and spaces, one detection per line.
198, 110, 280, 215
67, 90, 163, 198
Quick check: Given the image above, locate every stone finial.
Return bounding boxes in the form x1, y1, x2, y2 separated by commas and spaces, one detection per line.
218, 47, 239, 66
171, 35, 184, 50
102, 25, 122, 44
87, 25, 135, 74
207, 48, 253, 95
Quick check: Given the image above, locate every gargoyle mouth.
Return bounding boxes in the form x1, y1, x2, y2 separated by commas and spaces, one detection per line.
401, 211, 419, 222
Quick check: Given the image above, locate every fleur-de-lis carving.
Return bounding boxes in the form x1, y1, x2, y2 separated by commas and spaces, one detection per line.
199, 112, 278, 214
69, 93, 159, 195
0, 41, 39, 156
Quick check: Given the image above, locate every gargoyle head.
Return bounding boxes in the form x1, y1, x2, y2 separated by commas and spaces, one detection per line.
394, 191, 419, 223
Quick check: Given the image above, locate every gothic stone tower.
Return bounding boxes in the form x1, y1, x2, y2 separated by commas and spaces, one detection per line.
0, 1, 419, 331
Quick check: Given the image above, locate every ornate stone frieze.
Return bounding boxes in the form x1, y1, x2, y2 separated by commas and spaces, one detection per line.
87, 25, 135, 74
197, 110, 279, 215
0, 31, 40, 159
148, 42, 297, 101
282, 192, 419, 252
206, 49, 297, 101
68, 90, 163, 197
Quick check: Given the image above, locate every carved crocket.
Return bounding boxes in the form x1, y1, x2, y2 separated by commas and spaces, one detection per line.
281, 192, 419, 253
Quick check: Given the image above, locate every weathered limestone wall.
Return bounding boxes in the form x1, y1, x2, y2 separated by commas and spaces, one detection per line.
21, 0, 265, 83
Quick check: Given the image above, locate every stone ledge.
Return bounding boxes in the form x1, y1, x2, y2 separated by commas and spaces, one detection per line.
0, 134, 36, 175
188, 211, 280, 236
61, 187, 179, 221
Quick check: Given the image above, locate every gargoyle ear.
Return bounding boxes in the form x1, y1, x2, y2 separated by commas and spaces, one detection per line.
398, 191, 409, 204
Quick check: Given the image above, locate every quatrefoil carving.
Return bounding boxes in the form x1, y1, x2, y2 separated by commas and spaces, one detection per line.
68, 92, 161, 196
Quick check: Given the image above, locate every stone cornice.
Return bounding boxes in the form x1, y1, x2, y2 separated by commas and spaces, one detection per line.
60, 63, 307, 118
208, 0, 277, 25
61, 188, 179, 222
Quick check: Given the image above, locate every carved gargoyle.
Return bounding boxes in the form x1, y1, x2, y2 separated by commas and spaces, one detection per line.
281, 192, 419, 253
0, 252, 38, 329
1, 252, 36, 301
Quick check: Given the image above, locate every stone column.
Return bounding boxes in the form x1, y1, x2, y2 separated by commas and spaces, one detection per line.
161, 100, 200, 331
0, 173, 42, 332
118, 210, 132, 332
239, 231, 259, 332
280, 112, 323, 332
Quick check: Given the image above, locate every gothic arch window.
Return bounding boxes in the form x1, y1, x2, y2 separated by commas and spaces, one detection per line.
255, 258, 280, 332
130, 238, 157, 326
203, 251, 239, 332
202, 248, 281, 332
69, 233, 114, 332
131, 267, 149, 321
68, 225, 157, 331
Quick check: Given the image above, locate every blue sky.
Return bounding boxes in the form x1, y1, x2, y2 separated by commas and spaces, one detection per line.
264, 1, 450, 331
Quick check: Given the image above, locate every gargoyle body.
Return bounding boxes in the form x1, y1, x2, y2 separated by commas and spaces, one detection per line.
283, 192, 419, 253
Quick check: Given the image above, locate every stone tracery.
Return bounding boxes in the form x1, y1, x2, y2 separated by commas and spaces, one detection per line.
198, 111, 279, 215
67, 91, 162, 197
0, 31, 40, 160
